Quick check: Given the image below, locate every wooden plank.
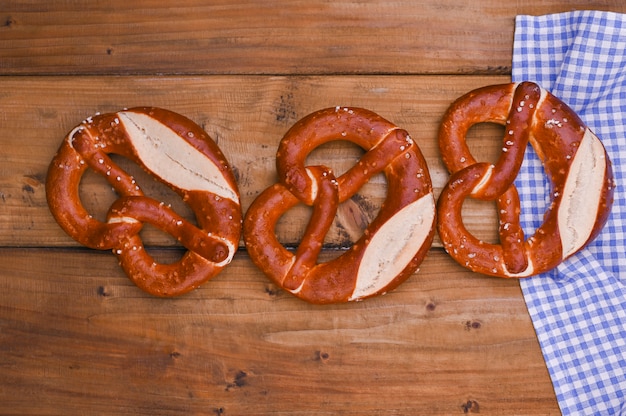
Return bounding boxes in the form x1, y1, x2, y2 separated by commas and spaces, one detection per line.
4, 2, 609, 413
0, 248, 558, 415
1, 0, 624, 75
0, 74, 508, 248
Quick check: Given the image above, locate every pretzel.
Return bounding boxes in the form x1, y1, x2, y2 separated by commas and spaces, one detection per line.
437, 82, 614, 278
46, 107, 242, 296
243, 107, 436, 304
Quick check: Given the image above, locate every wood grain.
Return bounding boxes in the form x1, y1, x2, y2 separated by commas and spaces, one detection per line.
0, 248, 555, 415
4, 0, 624, 414
0, 74, 507, 248
1, 0, 624, 75
0, 74, 557, 414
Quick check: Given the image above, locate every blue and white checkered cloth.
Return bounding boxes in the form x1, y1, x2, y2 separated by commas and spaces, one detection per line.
513, 10, 626, 415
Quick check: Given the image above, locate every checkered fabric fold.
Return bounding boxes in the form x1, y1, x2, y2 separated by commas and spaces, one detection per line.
513, 10, 626, 415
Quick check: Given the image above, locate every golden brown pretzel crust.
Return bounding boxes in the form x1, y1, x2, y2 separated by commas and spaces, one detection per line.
437, 82, 614, 278
244, 107, 436, 304
46, 107, 242, 296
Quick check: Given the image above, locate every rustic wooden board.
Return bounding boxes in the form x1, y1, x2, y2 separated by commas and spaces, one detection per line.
1, 0, 623, 75
4, 0, 626, 414
0, 248, 554, 415
0, 75, 507, 248
0, 73, 557, 415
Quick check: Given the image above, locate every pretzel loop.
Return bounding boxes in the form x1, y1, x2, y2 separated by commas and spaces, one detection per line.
437, 82, 614, 278
278, 108, 416, 205
244, 107, 436, 304
47, 107, 242, 296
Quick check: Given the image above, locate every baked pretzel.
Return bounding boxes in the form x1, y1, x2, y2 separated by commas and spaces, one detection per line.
46, 107, 242, 296
437, 82, 614, 278
244, 107, 436, 304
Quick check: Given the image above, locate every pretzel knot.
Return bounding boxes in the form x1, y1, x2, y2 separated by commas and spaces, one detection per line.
244, 107, 436, 304
437, 82, 614, 278
46, 107, 242, 296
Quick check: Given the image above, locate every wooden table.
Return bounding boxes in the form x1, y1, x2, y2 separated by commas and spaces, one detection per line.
2, 2, 624, 414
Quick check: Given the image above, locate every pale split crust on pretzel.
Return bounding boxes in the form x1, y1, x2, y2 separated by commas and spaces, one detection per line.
437, 82, 615, 278
243, 107, 436, 304
46, 107, 242, 296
